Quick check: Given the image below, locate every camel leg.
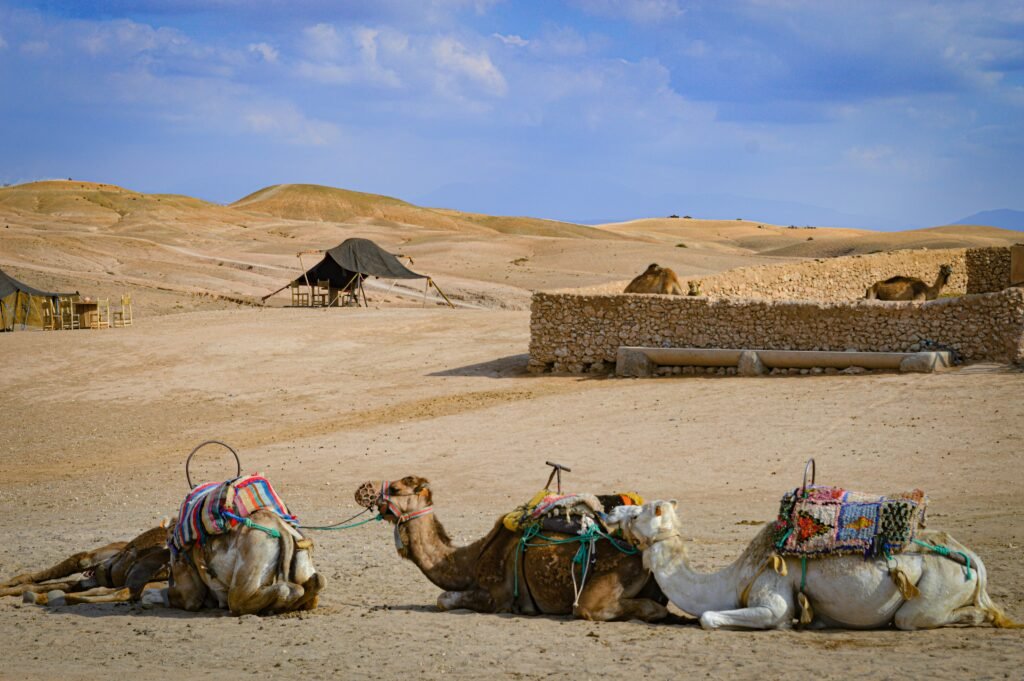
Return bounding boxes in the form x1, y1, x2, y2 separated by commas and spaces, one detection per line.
437, 589, 496, 612
228, 580, 298, 616
23, 587, 131, 606
573, 576, 668, 622
289, 573, 325, 612
0, 543, 127, 588
168, 556, 210, 612
1, 580, 82, 597
699, 592, 793, 630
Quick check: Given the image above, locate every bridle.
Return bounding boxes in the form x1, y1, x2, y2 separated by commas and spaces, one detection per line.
631, 528, 680, 551
378, 480, 434, 524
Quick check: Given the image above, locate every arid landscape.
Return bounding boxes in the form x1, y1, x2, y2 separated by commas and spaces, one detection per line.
1, 180, 1022, 679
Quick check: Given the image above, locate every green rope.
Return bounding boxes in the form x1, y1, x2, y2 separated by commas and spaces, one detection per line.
303, 514, 383, 531
776, 527, 793, 550
800, 556, 807, 591
224, 512, 280, 538
513, 523, 637, 598
913, 538, 972, 581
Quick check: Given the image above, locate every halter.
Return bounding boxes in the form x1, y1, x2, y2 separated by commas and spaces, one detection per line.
379, 480, 434, 524
632, 529, 680, 551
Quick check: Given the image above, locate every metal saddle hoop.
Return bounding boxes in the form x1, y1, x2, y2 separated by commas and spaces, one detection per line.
185, 440, 242, 489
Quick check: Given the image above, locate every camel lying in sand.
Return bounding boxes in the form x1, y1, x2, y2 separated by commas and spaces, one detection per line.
167, 509, 324, 615
1, 524, 170, 606
866, 264, 953, 301
355, 477, 668, 621
610, 500, 1019, 630
625, 263, 683, 295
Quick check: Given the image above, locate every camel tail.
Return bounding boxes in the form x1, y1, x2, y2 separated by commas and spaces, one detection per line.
972, 555, 1023, 628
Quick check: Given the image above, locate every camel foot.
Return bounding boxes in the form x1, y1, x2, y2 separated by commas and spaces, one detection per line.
23, 591, 45, 605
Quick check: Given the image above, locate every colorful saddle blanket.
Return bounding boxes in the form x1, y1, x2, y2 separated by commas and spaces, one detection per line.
171, 474, 298, 554
772, 485, 927, 558
503, 490, 644, 532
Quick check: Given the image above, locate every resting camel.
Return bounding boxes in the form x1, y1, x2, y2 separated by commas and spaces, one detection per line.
625, 263, 683, 295
1, 524, 170, 606
610, 500, 1020, 630
865, 264, 953, 301
355, 477, 668, 621
167, 509, 324, 615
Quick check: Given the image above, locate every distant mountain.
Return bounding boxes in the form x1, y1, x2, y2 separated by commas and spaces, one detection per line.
952, 209, 1024, 231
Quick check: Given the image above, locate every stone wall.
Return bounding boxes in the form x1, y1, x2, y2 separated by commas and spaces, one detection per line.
528, 287, 1024, 373
685, 247, 1012, 301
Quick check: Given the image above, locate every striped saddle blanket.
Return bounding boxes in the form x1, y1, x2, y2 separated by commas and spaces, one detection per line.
171, 474, 298, 554
772, 485, 927, 558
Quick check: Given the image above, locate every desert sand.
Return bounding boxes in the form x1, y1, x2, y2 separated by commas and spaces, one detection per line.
1, 181, 1022, 680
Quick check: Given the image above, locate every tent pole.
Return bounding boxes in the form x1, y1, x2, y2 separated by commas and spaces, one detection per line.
359, 275, 368, 307
429, 279, 456, 308
298, 253, 313, 306
261, 283, 290, 302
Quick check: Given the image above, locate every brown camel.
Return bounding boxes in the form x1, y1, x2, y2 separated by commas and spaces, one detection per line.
866, 264, 953, 301
355, 477, 669, 621
625, 263, 684, 295
168, 509, 324, 615
1, 524, 170, 606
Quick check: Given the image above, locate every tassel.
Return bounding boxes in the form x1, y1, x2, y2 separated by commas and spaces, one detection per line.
890, 567, 920, 600
797, 592, 814, 626
772, 554, 788, 576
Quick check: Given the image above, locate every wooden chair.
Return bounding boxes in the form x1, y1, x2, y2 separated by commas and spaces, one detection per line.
112, 293, 133, 327
290, 282, 310, 307
91, 298, 111, 329
59, 297, 80, 330
42, 298, 58, 330
312, 279, 330, 307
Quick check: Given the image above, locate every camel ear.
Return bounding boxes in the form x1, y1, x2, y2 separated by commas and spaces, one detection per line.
415, 482, 430, 497
654, 504, 663, 517
670, 499, 678, 510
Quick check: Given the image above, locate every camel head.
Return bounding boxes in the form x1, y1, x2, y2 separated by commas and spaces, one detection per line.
939, 264, 953, 279
355, 477, 433, 525
611, 500, 680, 550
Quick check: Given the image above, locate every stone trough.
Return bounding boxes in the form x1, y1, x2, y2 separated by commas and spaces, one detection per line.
615, 346, 953, 378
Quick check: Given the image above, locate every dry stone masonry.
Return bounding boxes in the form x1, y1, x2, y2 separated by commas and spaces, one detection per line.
529, 247, 1024, 374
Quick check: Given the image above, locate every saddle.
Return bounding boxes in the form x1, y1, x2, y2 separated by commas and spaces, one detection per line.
503, 490, 643, 543
171, 474, 299, 555
772, 484, 927, 559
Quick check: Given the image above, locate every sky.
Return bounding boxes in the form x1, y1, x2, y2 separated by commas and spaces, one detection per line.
1, 1, 1022, 229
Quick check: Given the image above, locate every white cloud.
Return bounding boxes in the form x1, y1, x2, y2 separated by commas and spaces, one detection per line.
433, 37, 507, 97
493, 33, 528, 47
20, 40, 49, 56
298, 24, 403, 87
248, 42, 279, 63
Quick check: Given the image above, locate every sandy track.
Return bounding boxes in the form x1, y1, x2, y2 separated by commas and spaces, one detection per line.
0, 309, 1022, 680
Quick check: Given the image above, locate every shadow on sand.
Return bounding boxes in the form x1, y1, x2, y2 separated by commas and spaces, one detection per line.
428, 354, 531, 378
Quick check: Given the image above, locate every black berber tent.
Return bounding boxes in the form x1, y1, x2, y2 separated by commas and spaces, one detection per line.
294, 237, 426, 290
0, 268, 76, 331
264, 238, 453, 307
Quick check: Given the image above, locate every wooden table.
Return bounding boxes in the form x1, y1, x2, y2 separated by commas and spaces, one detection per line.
74, 301, 99, 329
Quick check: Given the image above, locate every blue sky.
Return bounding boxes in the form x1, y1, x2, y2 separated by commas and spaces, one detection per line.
1, 1, 1022, 228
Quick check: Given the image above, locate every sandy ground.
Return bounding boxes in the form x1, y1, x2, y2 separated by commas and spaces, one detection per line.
1, 308, 1022, 680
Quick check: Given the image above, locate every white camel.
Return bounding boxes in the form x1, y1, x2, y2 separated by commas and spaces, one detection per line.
609, 501, 1019, 631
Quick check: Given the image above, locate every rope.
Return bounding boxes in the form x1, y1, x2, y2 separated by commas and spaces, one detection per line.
302, 506, 384, 531
913, 538, 972, 581
222, 511, 280, 538
513, 522, 638, 600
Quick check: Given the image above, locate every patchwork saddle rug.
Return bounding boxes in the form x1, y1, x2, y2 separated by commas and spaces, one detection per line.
171, 474, 298, 555
772, 485, 927, 558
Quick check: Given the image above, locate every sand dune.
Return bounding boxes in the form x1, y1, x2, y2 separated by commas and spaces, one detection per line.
1, 180, 1020, 317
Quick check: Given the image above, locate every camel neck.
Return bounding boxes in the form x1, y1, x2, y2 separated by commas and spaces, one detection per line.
644, 536, 759, 616
399, 514, 479, 592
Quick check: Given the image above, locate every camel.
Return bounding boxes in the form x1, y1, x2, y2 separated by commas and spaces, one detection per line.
167, 509, 324, 615
625, 263, 683, 295
355, 477, 669, 621
1, 523, 170, 606
865, 264, 953, 301
609, 500, 1020, 630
